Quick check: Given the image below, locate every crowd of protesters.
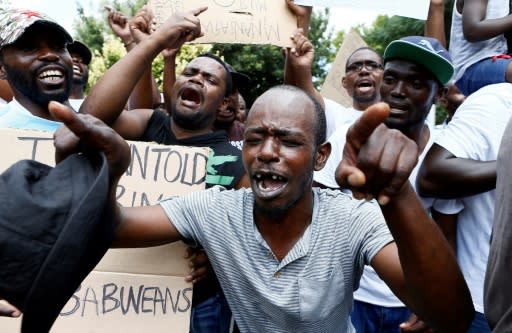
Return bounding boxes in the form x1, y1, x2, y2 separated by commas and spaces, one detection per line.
0, 0, 511, 332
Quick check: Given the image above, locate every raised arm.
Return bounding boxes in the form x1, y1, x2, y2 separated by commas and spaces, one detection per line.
162, 48, 179, 112
462, 0, 512, 42
106, 6, 135, 50
425, 0, 447, 47
416, 143, 496, 198
283, 29, 325, 108
285, 0, 312, 37
81, 6, 207, 137
283, 0, 314, 90
336, 103, 474, 333
118, 8, 163, 110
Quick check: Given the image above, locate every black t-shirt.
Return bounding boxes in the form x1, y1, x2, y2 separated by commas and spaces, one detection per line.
141, 111, 245, 190
141, 111, 245, 306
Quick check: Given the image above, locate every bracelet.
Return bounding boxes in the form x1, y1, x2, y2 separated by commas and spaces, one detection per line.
124, 40, 135, 48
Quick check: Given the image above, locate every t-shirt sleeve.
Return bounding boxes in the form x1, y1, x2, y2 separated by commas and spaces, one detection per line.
159, 187, 225, 247
348, 199, 394, 270
432, 198, 464, 215
435, 91, 511, 160
141, 111, 168, 143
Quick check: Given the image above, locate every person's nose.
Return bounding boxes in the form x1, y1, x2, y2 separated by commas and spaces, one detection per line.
188, 73, 204, 87
257, 137, 279, 163
390, 80, 406, 98
37, 46, 61, 62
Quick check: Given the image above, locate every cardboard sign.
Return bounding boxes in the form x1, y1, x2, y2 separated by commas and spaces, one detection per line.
320, 29, 367, 107
147, 0, 296, 47
0, 128, 210, 332
294, 0, 430, 20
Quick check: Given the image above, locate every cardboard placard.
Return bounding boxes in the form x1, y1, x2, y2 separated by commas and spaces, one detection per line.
147, 0, 296, 47
294, 0, 430, 20
0, 128, 210, 332
320, 29, 367, 107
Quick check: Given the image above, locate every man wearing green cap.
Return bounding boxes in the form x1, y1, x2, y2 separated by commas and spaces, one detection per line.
0, 8, 74, 131
315, 36, 463, 332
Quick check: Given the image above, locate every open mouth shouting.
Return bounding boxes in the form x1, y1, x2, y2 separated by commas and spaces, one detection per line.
355, 79, 374, 94
253, 171, 288, 199
179, 86, 202, 109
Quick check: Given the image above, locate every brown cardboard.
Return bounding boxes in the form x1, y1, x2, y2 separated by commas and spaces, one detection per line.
147, 0, 296, 47
0, 128, 210, 332
320, 29, 367, 107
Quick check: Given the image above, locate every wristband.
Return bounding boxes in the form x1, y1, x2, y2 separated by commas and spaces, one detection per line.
124, 40, 135, 48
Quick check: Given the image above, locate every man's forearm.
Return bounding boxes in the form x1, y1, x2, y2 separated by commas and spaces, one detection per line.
382, 183, 474, 333
417, 153, 496, 198
80, 36, 162, 125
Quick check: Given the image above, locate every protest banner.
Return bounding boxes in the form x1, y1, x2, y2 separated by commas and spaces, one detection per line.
147, 0, 297, 47
0, 128, 210, 332
294, 0, 430, 20
320, 29, 367, 107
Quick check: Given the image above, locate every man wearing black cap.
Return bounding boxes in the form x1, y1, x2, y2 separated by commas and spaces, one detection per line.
0, 8, 74, 132
80, 7, 248, 333
67, 40, 92, 110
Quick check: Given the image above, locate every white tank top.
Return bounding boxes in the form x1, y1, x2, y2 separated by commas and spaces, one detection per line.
449, 0, 509, 82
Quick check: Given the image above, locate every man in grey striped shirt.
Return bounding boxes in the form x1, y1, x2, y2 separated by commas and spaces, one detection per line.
63, 84, 473, 332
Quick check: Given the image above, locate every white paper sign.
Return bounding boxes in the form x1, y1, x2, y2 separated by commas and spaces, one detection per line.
294, 0, 430, 20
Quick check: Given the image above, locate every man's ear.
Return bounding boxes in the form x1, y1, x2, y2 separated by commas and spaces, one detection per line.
219, 97, 229, 111
0, 63, 8, 80
433, 85, 445, 105
341, 76, 347, 89
314, 141, 331, 171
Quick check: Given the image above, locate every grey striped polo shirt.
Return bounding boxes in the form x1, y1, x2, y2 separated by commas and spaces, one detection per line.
161, 186, 393, 332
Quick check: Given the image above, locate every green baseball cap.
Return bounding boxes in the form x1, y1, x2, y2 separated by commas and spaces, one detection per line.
383, 36, 454, 86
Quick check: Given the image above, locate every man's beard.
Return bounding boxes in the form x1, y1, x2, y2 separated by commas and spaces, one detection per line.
354, 90, 378, 105
254, 200, 296, 222
6, 64, 70, 105
170, 102, 213, 131
72, 72, 88, 87
253, 174, 313, 223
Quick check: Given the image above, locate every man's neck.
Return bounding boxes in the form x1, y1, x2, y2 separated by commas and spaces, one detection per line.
405, 123, 430, 154
254, 191, 314, 261
69, 86, 85, 99
353, 99, 379, 112
213, 120, 233, 131
170, 118, 213, 140
15, 95, 70, 121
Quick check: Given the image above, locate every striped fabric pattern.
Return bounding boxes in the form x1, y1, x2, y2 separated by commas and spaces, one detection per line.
161, 187, 393, 332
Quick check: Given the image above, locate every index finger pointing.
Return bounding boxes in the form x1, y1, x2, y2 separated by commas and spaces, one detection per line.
192, 6, 208, 16
346, 102, 390, 149
49, 101, 88, 137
